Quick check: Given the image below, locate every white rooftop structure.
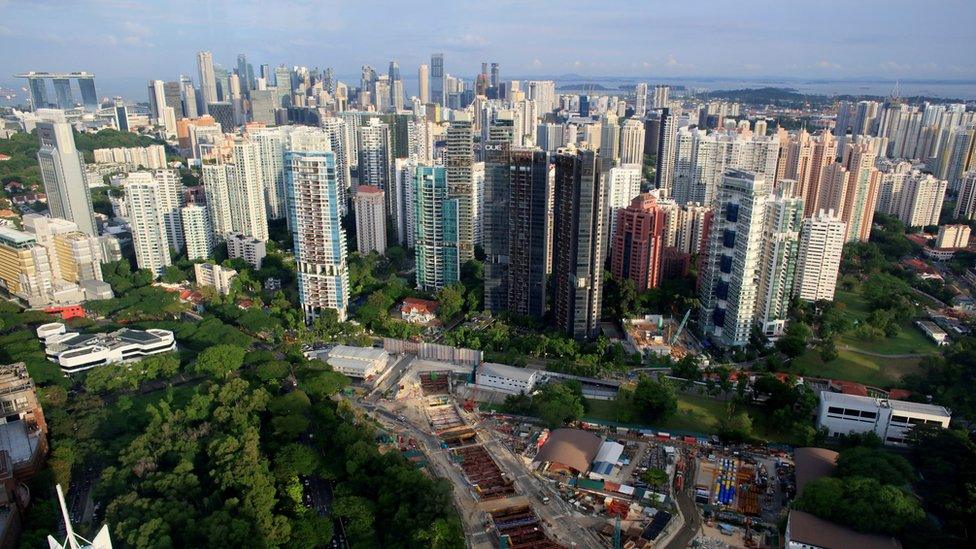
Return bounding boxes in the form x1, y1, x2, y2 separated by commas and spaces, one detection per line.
589, 440, 625, 480
818, 392, 950, 447
475, 363, 540, 395
41, 324, 176, 374
316, 345, 389, 380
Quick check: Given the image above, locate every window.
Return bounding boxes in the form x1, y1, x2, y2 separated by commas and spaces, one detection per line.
827, 406, 844, 415
860, 411, 877, 419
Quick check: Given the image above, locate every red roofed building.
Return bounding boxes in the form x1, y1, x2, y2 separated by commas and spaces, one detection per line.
830, 379, 869, 397
400, 297, 439, 324
43, 304, 86, 320
610, 193, 665, 290
887, 388, 912, 400
906, 233, 930, 247
901, 257, 942, 280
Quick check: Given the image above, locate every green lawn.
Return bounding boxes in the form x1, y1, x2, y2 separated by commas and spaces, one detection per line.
833, 289, 938, 355
584, 393, 727, 434
789, 349, 922, 388
786, 289, 938, 387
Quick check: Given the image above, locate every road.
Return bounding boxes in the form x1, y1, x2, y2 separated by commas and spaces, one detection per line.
364, 403, 496, 548
665, 457, 701, 549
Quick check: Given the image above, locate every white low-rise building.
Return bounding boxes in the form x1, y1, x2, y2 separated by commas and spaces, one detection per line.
475, 362, 539, 394
40, 323, 176, 374
817, 392, 950, 446
194, 262, 237, 295
314, 345, 389, 380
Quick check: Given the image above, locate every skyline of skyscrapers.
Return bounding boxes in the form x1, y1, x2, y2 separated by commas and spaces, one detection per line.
7, 45, 968, 345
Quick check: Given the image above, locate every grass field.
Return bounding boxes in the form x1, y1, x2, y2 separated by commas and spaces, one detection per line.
787, 289, 937, 387
834, 290, 938, 355
584, 393, 728, 434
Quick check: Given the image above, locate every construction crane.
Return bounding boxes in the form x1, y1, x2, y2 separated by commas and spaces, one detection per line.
670, 309, 692, 345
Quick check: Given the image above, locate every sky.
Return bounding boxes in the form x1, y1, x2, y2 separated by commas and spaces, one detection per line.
2, 0, 975, 98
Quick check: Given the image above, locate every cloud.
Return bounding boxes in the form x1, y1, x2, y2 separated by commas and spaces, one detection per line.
743, 63, 762, 71
531, 58, 543, 68
120, 20, 153, 46
642, 61, 653, 70
0, 25, 11, 36
817, 59, 841, 69
662, 54, 693, 70
448, 33, 488, 47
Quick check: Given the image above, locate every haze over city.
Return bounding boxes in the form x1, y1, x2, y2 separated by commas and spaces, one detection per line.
2, 0, 976, 99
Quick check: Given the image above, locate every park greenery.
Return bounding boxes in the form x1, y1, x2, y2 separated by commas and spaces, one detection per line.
502, 381, 586, 428
0, 128, 162, 193
793, 430, 976, 547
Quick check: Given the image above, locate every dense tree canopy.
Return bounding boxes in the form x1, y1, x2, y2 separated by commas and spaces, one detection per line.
632, 376, 678, 422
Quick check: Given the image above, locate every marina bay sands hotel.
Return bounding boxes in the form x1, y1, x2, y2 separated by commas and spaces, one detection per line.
14, 71, 99, 111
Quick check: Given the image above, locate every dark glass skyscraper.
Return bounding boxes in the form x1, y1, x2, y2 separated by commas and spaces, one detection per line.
552, 147, 606, 340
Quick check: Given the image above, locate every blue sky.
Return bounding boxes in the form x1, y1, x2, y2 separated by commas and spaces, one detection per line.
2, 0, 974, 96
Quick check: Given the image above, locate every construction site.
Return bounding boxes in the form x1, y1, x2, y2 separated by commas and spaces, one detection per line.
694, 457, 763, 517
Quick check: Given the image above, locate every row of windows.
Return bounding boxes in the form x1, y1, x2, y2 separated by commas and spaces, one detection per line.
826, 406, 878, 419
891, 415, 943, 426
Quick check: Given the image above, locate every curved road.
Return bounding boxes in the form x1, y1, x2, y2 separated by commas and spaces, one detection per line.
665, 460, 701, 549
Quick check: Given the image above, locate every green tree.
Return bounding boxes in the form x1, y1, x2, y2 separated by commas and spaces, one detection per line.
436, 283, 465, 321
632, 376, 677, 422
718, 411, 752, 442
834, 446, 914, 486
193, 344, 247, 378
776, 321, 811, 358
533, 382, 584, 428
642, 468, 668, 488
795, 476, 923, 535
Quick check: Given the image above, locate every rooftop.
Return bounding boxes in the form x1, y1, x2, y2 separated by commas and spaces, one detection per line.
47, 328, 172, 355
821, 391, 951, 418
356, 185, 384, 194
0, 421, 41, 466
0, 226, 36, 248
789, 510, 901, 549
533, 428, 603, 473
327, 345, 388, 362
479, 362, 539, 382
793, 447, 838, 495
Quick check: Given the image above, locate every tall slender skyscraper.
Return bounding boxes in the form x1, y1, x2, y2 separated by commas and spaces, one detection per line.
388, 60, 404, 112
756, 192, 803, 336
506, 147, 549, 319
229, 139, 270, 242
357, 118, 394, 213
634, 83, 648, 118
430, 53, 445, 106
655, 108, 678, 194
414, 166, 459, 291
354, 185, 387, 255
147, 79, 167, 121
699, 170, 769, 347
181, 204, 214, 261
418, 64, 430, 104
610, 193, 664, 290
36, 110, 96, 236
125, 173, 172, 278
285, 128, 350, 322
795, 210, 846, 303
250, 127, 287, 220
446, 114, 475, 261
552, 147, 606, 340
196, 51, 217, 114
